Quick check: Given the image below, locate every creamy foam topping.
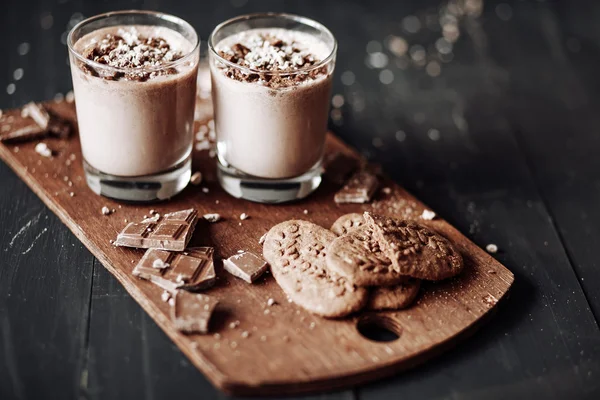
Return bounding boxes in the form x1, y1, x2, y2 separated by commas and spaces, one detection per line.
215, 28, 331, 87
76, 26, 192, 81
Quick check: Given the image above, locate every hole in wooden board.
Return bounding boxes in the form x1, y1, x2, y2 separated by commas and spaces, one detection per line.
356, 315, 402, 342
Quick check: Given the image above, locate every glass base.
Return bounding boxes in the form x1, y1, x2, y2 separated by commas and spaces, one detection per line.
217, 159, 322, 204
84, 157, 191, 202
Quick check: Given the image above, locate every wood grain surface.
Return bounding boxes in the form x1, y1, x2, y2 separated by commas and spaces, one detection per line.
0, 100, 513, 396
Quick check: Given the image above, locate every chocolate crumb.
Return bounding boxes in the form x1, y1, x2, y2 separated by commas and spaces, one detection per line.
486, 244, 498, 254
34, 142, 52, 158
421, 209, 436, 220
190, 171, 202, 185
203, 213, 221, 223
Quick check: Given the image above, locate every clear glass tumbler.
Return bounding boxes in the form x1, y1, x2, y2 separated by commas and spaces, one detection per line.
209, 13, 337, 203
67, 10, 200, 202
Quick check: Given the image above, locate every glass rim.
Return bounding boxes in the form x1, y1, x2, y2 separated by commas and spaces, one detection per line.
208, 12, 338, 75
67, 10, 200, 74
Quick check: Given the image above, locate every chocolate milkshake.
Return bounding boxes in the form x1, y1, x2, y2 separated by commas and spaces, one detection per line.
209, 15, 336, 202
211, 28, 334, 179
67, 12, 199, 201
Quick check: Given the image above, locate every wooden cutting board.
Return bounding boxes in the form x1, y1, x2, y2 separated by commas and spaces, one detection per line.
0, 99, 514, 396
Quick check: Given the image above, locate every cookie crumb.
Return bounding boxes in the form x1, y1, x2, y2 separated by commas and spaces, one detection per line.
258, 233, 267, 244
260, 335, 267, 342
241, 330, 250, 338
230, 341, 238, 349
190, 171, 202, 185
486, 243, 498, 254
101, 206, 111, 215
161, 291, 170, 302
213, 333, 221, 340
263, 309, 270, 315
203, 213, 221, 223
240, 213, 249, 220
267, 298, 276, 307
69, 192, 75, 197
303, 209, 309, 215
34, 142, 52, 158
483, 294, 498, 306
421, 209, 436, 220
382, 187, 392, 194
202, 187, 209, 193
309, 322, 316, 330
229, 320, 240, 329
168, 298, 175, 307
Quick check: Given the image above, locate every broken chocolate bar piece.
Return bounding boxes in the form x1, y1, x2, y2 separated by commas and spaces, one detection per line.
171, 291, 218, 334
0, 103, 72, 142
324, 151, 360, 185
0, 123, 47, 142
22, 102, 50, 129
334, 170, 379, 204
133, 247, 216, 293
115, 209, 198, 251
223, 251, 268, 283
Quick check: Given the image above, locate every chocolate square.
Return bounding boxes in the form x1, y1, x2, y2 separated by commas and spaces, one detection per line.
133, 246, 216, 293
171, 291, 218, 335
115, 209, 198, 251
334, 170, 379, 204
223, 251, 268, 283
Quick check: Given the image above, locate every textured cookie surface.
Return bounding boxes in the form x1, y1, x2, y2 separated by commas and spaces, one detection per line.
263, 220, 368, 318
326, 225, 408, 287
364, 212, 463, 281
331, 213, 365, 236
367, 279, 421, 310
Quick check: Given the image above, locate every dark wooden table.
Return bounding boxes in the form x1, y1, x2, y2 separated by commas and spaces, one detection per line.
2, 0, 600, 399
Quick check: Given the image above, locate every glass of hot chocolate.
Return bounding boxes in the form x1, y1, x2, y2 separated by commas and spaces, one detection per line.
67, 11, 199, 201
209, 13, 337, 203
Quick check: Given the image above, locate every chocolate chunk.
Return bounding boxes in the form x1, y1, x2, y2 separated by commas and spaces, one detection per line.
115, 209, 198, 251
223, 251, 268, 283
324, 152, 360, 185
22, 102, 50, 129
171, 291, 218, 334
1, 103, 72, 142
133, 247, 216, 292
0, 123, 46, 142
334, 170, 379, 204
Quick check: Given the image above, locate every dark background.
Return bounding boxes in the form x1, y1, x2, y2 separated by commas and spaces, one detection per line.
2, 0, 600, 399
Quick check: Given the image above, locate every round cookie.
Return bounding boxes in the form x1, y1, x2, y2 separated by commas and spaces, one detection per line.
331, 213, 365, 236
364, 212, 463, 281
263, 220, 368, 318
367, 279, 421, 311
326, 225, 408, 287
